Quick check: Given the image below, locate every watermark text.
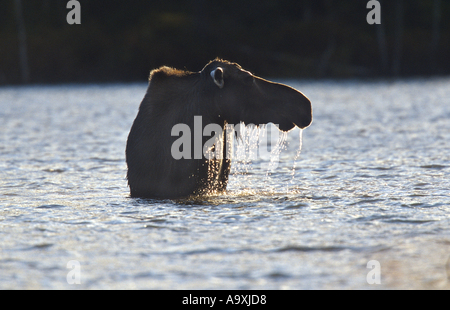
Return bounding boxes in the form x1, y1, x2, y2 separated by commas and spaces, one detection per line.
171, 116, 282, 170
367, 0, 381, 24
67, 0, 81, 25
366, 260, 381, 284
67, 260, 81, 284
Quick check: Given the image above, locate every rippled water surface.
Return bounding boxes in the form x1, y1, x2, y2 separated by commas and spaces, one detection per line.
1, 79, 450, 289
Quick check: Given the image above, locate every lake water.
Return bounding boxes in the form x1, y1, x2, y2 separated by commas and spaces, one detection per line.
1, 78, 449, 289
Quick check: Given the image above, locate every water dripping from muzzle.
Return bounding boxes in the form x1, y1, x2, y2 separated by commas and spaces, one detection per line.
229, 125, 304, 196
287, 128, 304, 192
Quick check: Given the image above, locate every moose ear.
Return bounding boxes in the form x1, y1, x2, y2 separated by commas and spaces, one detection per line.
210, 67, 224, 88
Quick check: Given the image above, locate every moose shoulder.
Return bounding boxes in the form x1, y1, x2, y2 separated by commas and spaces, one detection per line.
126, 59, 312, 199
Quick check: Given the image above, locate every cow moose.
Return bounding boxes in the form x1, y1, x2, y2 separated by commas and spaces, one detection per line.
126, 59, 312, 198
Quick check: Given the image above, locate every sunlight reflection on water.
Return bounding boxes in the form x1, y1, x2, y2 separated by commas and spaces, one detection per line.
1, 79, 450, 289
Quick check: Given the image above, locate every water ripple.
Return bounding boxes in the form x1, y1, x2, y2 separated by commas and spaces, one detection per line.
1, 81, 450, 289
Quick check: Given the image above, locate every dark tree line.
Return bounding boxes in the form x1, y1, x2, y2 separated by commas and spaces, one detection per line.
1, 0, 449, 84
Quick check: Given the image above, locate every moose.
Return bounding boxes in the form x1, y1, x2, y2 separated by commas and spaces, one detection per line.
126, 59, 312, 198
